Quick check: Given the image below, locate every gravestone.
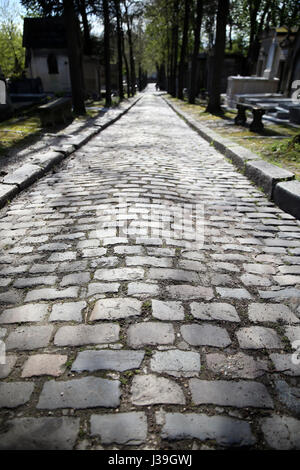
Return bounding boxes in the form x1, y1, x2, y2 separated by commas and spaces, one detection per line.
0, 68, 13, 121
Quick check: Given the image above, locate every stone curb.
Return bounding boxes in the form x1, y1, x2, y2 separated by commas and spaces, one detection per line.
163, 96, 299, 220
273, 180, 300, 220
0, 95, 142, 210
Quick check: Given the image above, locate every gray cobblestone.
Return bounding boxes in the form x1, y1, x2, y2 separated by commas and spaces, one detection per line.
150, 349, 200, 377
6, 325, 53, 350
90, 298, 142, 320
275, 380, 300, 414
260, 415, 300, 449
152, 299, 185, 320
181, 324, 231, 347
216, 287, 252, 300
161, 413, 256, 447
60, 272, 90, 286
0, 382, 34, 408
54, 324, 119, 346
0, 304, 48, 324
127, 322, 175, 348
166, 284, 214, 300
128, 282, 159, 296
236, 326, 283, 349
148, 268, 199, 282
269, 353, 300, 376
206, 352, 268, 378
71, 350, 144, 372
90, 412, 147, 445
189, 379, 273, 408
25, 287, 79, 302
131, 374, 185, 405
94, 267, 144, 281
0, 417, 80, 450
190, 302, 240, 322
0, 355, 17, 379
49, 301, 86, 322
248, 303, 299, 324
37, 377, 120, 409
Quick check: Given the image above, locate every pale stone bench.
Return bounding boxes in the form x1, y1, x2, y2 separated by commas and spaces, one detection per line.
38, 97, 72, 127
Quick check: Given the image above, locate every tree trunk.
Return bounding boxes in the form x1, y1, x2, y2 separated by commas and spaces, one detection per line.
170, 0, 179, 97
103, 0, 111, 107
63, 0, 86, 115
77, 0, 92, 54
188, 0, 203, 104
121, 27, 131, 97
124, 1, 136, 96
206, 0, 229, 114
114, 0, 124, 100
177, 0, 190, 99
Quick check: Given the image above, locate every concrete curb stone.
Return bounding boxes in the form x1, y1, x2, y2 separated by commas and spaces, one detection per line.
245, 160, 294, 198
273, 180, 300, 220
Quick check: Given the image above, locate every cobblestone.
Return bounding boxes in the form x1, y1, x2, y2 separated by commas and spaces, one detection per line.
260, 415, 300, 449
127, 322, 175, 348
0, 382, 34, 408
206, 352, 268, 378
6, 325, 53, 350
181, 324, 231, 347
152, 299, 185, 320
54, 324, 119, 346
90, 412, 147, 445
131, 374, 185, 405
248, 303, 299, 324
150, 349, 200, 377
90, 298, 142, 320
189, 379, 273, 408
190, 302, 240, 322
236, 326, 283, 349
0, 417, 80, 450
71, 350, 144, 372
49, 301, 86, 322
37, 377, 120, 409
0, 89, 299, 449
161, 413, 256, 447
0, 304, 48, 324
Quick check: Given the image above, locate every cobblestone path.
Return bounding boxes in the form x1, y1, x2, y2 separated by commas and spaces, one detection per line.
0, 90, 299, 450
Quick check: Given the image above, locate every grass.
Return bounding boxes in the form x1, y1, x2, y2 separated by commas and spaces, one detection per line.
167, 94, 300, 180
0, 116, 42, 157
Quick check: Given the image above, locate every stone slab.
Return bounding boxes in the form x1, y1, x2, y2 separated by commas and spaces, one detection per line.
37, 377, 120, 409
0, 183, 18, 208
71, 350, 144, 372
189, 379, 273, 408
90, 298, 142, 320
161, 412, 256, 447
0, 417, 80, 450
273, 180, 300, 220
245, 160, 294, 198
2, 164, 44, 189
90, 412, 147, 445
31, 151, 64, 172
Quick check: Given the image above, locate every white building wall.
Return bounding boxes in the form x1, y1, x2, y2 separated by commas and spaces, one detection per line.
28, 48, 71, 93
